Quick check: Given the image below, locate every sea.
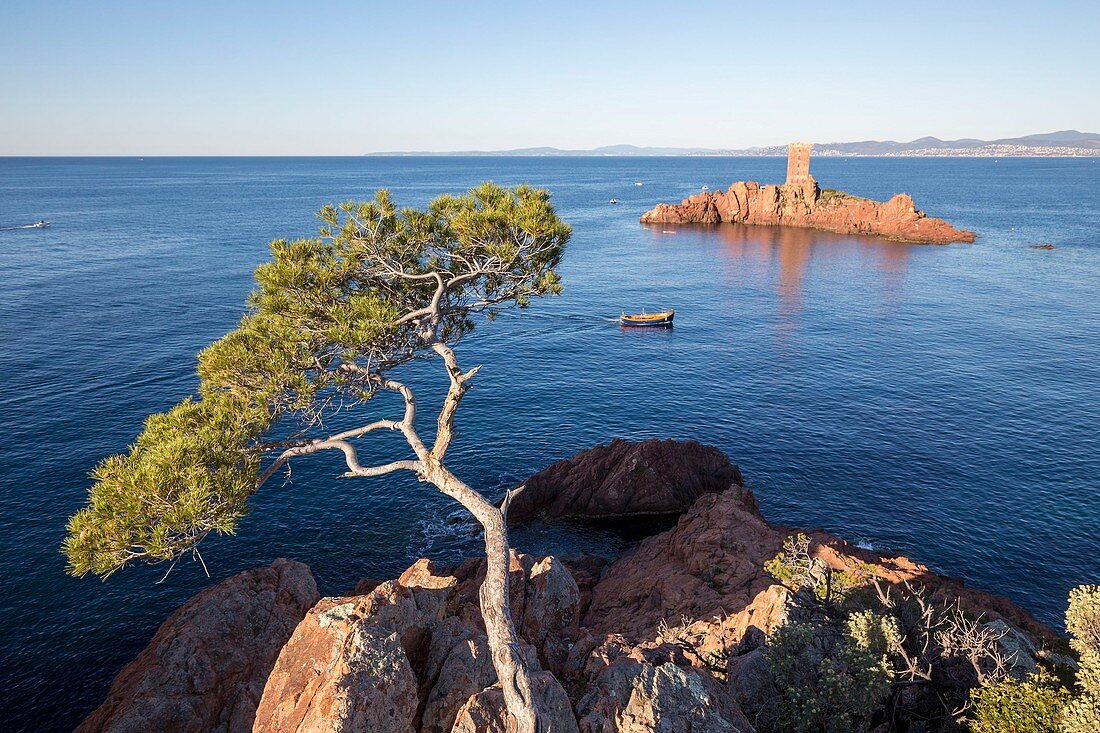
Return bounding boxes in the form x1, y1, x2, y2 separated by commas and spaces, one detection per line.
1, 155, 1097, 731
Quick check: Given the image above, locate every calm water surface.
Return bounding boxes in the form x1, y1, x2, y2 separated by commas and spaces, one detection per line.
1, 156, 1098, 730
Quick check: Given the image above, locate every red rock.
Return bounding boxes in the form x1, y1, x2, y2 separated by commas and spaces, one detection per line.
583, 488, 1054, 646
87, 442, 1061, 733
76, 559, 319, 733
576, 657, 754, 732
420, 633, 498, 733
641, 147, 975, 245
252, 553, 585, 733
522, 556, 581, 648
450, 671, 579, 733
582, 489, 779, 642
507, 438, 747, 524
253, 568, 458, 733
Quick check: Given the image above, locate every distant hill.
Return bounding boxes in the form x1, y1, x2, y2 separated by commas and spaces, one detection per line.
366, 143, 730, 157
777, 130, 1100, 155
368, 130, 1100, 157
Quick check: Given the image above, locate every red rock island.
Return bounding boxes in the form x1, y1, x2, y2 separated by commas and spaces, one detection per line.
641, 143, 976, 244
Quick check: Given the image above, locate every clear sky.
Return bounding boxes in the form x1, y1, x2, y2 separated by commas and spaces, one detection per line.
2, 1, 1097, 155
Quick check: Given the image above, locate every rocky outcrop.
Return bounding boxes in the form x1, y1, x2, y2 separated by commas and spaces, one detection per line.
577, 658, 754, 732
252, 590, 428, 732
450, 673, 580, 733
82, 441, 1059, 733
251, 554, 582, 733
506, 438, 748, 524
76, 559, 319, 733
641, 181, 975, 244
583, 487, 1053, 644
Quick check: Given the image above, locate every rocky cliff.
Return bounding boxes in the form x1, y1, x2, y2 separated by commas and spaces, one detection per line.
78, 440, 1057, 732
640, 181, 976, 244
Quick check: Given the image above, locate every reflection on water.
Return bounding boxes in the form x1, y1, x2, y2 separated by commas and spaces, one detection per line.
647, 222, 914, 335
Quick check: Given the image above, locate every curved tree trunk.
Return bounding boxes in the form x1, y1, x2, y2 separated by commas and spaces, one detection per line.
422, 459, 541, 733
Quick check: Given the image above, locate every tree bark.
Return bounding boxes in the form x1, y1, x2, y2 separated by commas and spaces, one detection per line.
421, 458, 540, 733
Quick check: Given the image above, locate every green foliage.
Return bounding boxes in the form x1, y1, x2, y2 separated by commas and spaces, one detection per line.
968, 675, 1069, 733
764, 532, 865, 603
1063, 585, 1100, 732
818, 188, 869, 206
64, 183, 571, 578
63, 395, 268, 576
847, 609, 904, 659
763, 618, 894, 732
754, 581, 1100, 732
764, 533, 816, 589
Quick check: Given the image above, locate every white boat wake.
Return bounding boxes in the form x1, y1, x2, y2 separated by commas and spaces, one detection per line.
0, 221, 49, 231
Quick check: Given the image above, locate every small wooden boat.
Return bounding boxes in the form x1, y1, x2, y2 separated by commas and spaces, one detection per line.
620, 309, 674, 327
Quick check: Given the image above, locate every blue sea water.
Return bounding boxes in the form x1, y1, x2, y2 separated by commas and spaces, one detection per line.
1, 156, 1098, 731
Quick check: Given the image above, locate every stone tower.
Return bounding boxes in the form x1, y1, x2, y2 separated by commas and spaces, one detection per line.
785, 142, 817, 201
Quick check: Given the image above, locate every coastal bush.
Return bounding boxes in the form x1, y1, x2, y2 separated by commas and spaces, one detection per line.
63, 183, 571, 731
764, 532, 864, 603
760, 539, 1035, 730
1063, 584, 1100, 732
963, 585, 1100, 732
968, 674, 1069, 733
760, 544, 1100, 731
761, 616, 893, 732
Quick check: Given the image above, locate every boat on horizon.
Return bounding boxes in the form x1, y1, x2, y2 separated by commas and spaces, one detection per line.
619, 309, 674, 327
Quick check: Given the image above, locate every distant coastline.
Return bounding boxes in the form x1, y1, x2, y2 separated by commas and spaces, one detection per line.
367, 129, 1100, 158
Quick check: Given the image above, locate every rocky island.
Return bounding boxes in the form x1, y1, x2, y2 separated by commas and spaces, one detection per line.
641, 144, 976, 244
77, 439, 1088, 733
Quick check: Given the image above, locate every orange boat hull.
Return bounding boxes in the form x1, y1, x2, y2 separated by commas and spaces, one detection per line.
619, 310, 674, 327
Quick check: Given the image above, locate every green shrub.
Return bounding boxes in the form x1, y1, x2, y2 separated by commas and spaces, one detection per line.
763, 618, 893, 732
1063, 585, 1100, 732
968, 675, 1069, 733
764, 533, 862, 603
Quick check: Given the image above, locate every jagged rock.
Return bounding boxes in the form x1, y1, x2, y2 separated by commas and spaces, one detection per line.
254, 575, 453, 733
85, 441, 1064, 733
420, 633, 496, 733
507, 439, 746, 524
294, 625, 419, 732
691, 585, 797, 667
76, 559, 318, 733
582, 488, 779, 641
641, 181, 975, 244
577, 658, 754, 732
450, 671, 579, 733
582, 487, 1055, 645
985, 619, 1041, 678
522, 556, 581, 648
726, 648, 772, 714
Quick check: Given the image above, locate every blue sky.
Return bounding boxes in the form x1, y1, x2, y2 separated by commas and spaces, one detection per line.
1, 1, 1097, 155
